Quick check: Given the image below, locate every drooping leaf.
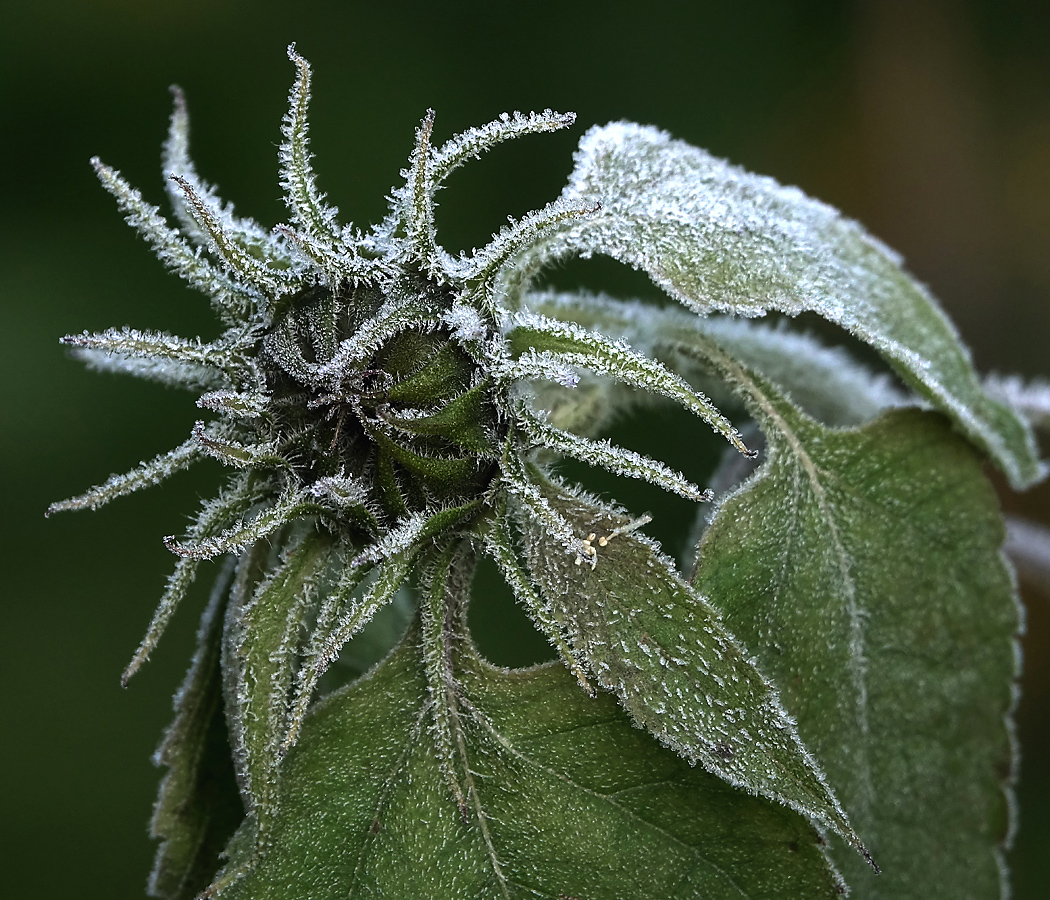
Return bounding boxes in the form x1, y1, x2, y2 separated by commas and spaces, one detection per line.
527, 123, 1042, 488
516, 469, 867, 858
149, 561, 244, 900
691, 352, 1021, 898
216, 628, 844, 899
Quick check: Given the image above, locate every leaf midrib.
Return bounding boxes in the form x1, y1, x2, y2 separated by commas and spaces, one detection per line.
704, 344, 875, 827
459, 692, 754, 900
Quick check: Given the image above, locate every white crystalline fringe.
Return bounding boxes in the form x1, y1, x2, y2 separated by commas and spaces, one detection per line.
123, 474, 258, 684
279, 44, 345, 247
71, 347, 227, 391
506, 312, 751, 456
453, 198, 601, 290
525, 291, 910, 426
190, 420, 283, 470
62, 327, 241, 377
517, 400, 711, 503
500, 349, 581, 389
350, 513, 430, 567
165, 489, 312, 559
985, 374, 1050, 433
481, 511, 595, 695
442, 303, 488, 343
499, 452, 589, 561
48, 436, 204, 515
430, 109, 576, 184
197, 389, 270, 418
284, 552, 416, 753
92, 158, 260, 322
163, 85, 290, 266
169, 174, 303, 300
305, 474, 371, 509
319, 292, 437, 385
229, 527, 329, 806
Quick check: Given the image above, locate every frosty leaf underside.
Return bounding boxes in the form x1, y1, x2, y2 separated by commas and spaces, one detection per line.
523, 122, 1043, 489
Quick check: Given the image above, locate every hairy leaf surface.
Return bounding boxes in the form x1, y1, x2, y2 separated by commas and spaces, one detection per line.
530, 123, 1042, 488
217, 629, 844, 899
691, 359, 1020, 898
517, 472, 865, 855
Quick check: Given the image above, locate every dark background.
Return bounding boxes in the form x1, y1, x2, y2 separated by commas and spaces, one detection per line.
2, 0, 1048, 896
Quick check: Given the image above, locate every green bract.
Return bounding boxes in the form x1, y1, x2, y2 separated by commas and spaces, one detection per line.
52, 46, 1043, 899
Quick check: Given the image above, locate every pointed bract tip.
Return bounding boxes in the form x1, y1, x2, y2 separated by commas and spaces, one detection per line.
863, 846, 880, 874
168, 83, 186, 109
120, 649, 149, 687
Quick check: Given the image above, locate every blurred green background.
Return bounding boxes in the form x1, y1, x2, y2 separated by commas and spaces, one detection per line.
2, 0, 1048, 896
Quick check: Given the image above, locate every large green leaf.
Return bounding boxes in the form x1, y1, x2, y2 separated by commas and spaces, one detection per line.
690, 353, 1020, 897
526, 123, 1042, 488
216, 629, 844, 899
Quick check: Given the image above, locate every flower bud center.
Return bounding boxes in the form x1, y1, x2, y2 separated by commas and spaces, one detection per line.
263, 280, 503, 523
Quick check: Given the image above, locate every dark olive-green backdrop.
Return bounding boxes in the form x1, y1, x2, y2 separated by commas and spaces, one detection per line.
2, 1, 1048, 897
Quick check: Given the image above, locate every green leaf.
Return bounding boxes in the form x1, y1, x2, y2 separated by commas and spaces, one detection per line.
217, 629, 844, 899
691, 355, 1020, 897
533, 123, 1042, 488
517, 470, 867, 859
149, 562, 245, 900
